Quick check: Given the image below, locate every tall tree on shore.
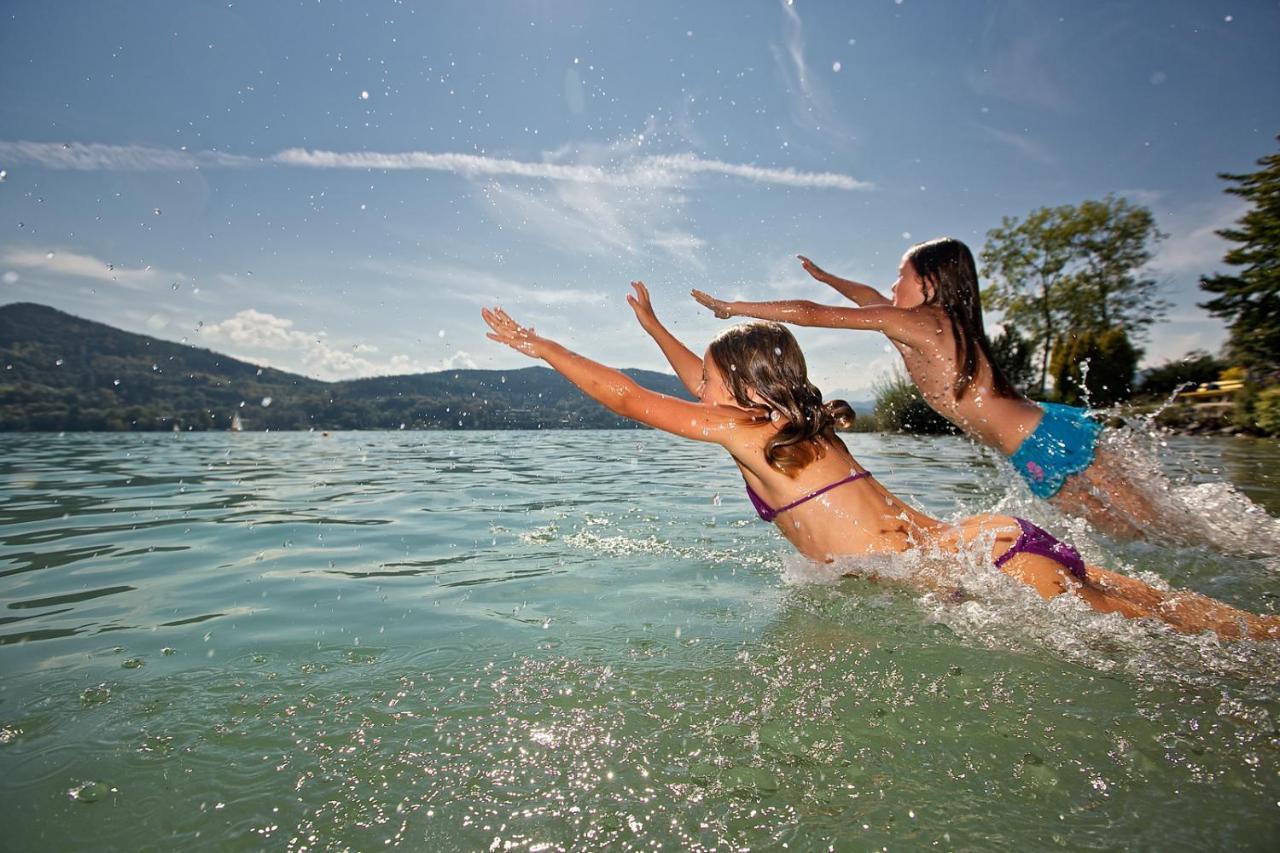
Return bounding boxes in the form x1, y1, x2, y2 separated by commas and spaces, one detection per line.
1199, 135, 1280, 374
980, 196, 1167, 395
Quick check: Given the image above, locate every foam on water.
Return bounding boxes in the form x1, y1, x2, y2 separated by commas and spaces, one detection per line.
1068, 417, 1280, 555
781, 528, 1280, 690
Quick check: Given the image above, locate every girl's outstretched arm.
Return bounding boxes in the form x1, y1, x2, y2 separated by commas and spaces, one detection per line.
798, 255, 890, 307
482, 307, 750, 444
626, 281, 703, 396
691, 290, 935, 350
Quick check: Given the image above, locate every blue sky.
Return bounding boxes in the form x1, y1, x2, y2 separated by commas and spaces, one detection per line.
1, 0, 1277, 397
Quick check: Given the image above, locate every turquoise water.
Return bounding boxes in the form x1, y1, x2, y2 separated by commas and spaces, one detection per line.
2, 430, 1279, 851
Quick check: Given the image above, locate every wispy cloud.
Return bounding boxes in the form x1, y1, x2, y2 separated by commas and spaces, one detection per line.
647, 232, 707, 269
976, 125, 1058, 167
363, 259, 608, 308
0, 140, 258, 170
772, 0, 855, 140
966, 3, 1070, 110
0, 247, 171, 289
0, 139, 870, 191
1148, 200, 1244, 276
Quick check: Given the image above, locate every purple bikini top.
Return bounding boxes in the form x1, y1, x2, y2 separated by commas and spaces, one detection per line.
744, 470, 872, 522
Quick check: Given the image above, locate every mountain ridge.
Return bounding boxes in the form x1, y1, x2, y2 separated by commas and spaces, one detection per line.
0, 302, 691, 431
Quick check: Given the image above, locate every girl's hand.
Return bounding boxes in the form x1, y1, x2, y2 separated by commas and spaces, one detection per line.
797, 255, 832, 283
626, 280, 659, 330
691, 289, 733, 319
482, 307, 548, 358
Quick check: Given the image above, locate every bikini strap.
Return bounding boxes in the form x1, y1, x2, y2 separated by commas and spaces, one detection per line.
771, 470, 873, 516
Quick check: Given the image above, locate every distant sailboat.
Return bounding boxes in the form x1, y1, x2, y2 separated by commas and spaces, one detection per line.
230, 412, 243, 432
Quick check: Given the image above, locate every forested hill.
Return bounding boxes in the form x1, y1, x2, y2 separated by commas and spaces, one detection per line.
0, 302, 691, 431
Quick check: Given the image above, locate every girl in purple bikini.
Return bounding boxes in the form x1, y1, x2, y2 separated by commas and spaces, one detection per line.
482, 284, 1280, 641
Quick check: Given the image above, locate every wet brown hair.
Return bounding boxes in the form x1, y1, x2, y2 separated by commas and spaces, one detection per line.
906, 237, 1016, 400
706, 321, 855, 476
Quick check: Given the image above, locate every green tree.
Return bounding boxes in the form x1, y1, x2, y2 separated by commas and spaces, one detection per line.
1049, 327, 1140, 407
989, 328, 1037, 396
1199, 135, 1280, 374
981, 196, 1167, 395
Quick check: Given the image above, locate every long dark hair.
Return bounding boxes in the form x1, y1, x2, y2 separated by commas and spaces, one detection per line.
707, 322, 855, 475
906, 237, 1016, 400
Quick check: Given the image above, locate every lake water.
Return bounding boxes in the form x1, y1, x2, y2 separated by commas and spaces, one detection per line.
2, 430, 1279, 851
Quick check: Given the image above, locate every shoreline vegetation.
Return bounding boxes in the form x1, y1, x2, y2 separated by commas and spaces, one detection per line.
1, 301, 1274, 438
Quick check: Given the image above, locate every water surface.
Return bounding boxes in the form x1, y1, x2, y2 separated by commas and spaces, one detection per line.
1, 431, 1278, 850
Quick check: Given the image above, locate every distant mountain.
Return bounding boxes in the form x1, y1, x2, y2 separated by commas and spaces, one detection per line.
0, 302, 691, 431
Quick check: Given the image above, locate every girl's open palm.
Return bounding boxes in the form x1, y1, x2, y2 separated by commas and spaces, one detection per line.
626, 280, 658, 328
797, 255, 831, 283
482, 307, 546, 357
691, 289, 732, 319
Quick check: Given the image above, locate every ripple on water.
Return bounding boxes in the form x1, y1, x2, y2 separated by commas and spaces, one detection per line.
0, 432, 1277, 850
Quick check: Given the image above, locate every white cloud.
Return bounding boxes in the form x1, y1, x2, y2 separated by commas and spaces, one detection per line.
0, 139, 869, 191
1, 136, 868, 270
648, 232, 707, 268
431, 351, 478, 371
0, 140, 258, 170
197, 308, 434, 381
0, 247, 167, 289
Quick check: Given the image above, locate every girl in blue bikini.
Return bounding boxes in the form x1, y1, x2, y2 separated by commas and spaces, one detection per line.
691, 238, 1161, 541
483, 285, 1279, 640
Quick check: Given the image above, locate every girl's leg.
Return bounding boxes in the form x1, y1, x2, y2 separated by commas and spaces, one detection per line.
1000, 555, 1280, 641
1050, 449, 1164, 541
1082, 566, 1280, 641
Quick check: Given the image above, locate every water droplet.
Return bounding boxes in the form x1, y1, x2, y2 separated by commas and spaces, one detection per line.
113, 379, 121, 386
55, 357, 64, 366
832, 61, 842, 72
152, 207, 162, 216
260, 396, 273, 407
901, 231, 912, 240
360, 90, 370, 100
2, 271, 18, 284
0, 170, 6, 181
1223, 14, 1233, 22
171, 282, 179, 291
45, 251, 55, 259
